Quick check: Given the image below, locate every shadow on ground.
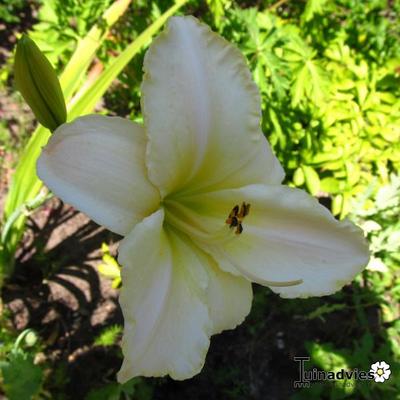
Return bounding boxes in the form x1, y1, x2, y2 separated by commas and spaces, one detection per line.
2, 198, 123, 397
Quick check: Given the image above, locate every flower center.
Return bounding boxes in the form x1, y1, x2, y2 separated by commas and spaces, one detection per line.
225, 202, 250, 235
377, 368, 384, 376
163, 198, 242, 245
163, 198, 303, 288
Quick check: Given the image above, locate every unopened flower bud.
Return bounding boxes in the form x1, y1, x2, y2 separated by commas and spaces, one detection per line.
14, 34, 67, 131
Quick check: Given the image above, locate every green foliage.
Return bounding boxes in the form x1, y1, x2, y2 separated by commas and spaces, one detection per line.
336, 0, 400, 62
85, 378, 153, 400
0, 351, 43, 400
221, 9, 292, 99
353, 174, 400, 270
206, 0, 231, 27
301, 0, 330, 23
94, 325, 123, 347
0, 329, 44, 400
352, 175, 400, 332
293, 331, 399, 399
305, 303, 346, 322
0, 0, 25, 24
98, 243, 121, 289
29, 0, 113, 67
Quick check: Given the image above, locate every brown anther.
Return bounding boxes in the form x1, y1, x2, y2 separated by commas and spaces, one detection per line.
226, 204, 240, 225
235, 223, 243, 235
229, 216, 239, 228
226, 202, 250, 234
238, 202, 250, 218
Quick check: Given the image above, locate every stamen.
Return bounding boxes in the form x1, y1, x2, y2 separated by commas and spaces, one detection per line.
242, 202, 250, 217
164, 207, 235, 245
229, 216, 239, 228
235, 223, 243, 235
226, 202, 250, 234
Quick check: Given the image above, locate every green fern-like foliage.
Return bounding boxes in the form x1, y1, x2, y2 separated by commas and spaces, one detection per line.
94, 325, 123, 347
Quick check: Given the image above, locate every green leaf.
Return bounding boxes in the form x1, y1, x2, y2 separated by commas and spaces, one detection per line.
291, 59, 328, 107
0, 351, 43, 400
340, 192, 352, 218
353, 333, 374, 366
306, 150, 343, 166
345, 161, 361, 186
85, 378, 152, 400
206, 0, 229, 27
355, 81, 369, 106
94, 325, 123, 347
293, 167, 305, 186
306, 342, 351, 371
98, 253, 121, 280
1, 130, 49, 277
301, 0, 329, 22
60, 0, 132, 101
98, 243, 121, 286
98, 263, 120, 279
305, 303, 346, 321
332, 194, 343, 216
269, 108, 286, 148
320, 177, 341, 194
85, 383, 121, 400
302, 165, 320, 195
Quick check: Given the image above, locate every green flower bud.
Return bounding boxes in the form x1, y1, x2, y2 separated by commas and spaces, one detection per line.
24, 330, 38, 347
14, 34, 67, 131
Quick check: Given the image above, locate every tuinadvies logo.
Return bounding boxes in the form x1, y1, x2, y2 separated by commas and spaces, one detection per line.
294, 357, 391, 388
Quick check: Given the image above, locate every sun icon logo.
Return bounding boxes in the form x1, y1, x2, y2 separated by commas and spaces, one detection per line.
370, 361, 391, 383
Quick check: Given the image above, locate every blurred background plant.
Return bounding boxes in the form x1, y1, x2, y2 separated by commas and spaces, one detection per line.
0, 0, 399, 399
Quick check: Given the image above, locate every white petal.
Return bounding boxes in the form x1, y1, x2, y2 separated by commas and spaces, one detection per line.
370, 363, 378, 372
382, 370, 391, 379
379, 361, 390, 369
142, 16, 283, 197
192, 246, 253, 335
37, 115, 160, 235
117, 209, 212, 381
172, 184, 369, 298
207, 264, 253, 334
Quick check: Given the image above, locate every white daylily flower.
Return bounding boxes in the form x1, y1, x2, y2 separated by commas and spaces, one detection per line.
37, 16, 369, 381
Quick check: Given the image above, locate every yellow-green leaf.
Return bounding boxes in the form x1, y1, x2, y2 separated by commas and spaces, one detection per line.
302, 165, 320, 195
